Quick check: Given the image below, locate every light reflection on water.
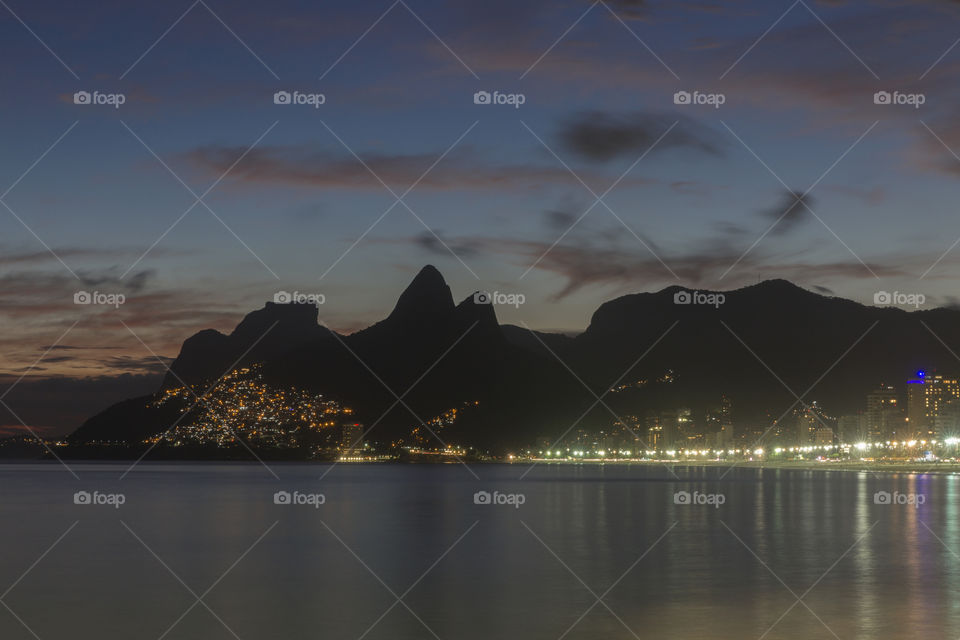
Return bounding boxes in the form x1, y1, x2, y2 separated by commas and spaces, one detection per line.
0, 462, 958, 639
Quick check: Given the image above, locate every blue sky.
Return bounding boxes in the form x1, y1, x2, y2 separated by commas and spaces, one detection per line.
4, 0, 960, 431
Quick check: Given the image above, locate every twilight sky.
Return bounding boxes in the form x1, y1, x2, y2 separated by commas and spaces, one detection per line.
4, 0, 960, 434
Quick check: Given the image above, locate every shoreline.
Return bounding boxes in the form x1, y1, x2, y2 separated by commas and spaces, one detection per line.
5, 457, 960, 475
521, 459, 960, 475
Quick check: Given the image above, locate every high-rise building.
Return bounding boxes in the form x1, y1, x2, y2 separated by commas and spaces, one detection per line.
906, 371, 960, 438
813, 426, 834, 445
645, 413, 663, 449
655, 409, 691, 449
838, 414, 867, 443
934, 400, 960, 441
340, 422, 364, 454
865, 385, 901, 441
796, 409, 817, 446
704, 397, 733, 449
795, 401, 834, 446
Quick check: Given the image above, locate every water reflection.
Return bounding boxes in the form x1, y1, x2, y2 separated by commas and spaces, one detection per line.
0, 463, 959, 638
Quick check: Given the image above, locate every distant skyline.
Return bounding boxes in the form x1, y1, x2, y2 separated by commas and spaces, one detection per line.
6, 0, 960, 433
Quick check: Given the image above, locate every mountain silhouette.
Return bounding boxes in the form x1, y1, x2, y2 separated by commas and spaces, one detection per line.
71, 268, 960, 450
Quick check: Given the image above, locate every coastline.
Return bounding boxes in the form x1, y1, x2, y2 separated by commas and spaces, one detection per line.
6, 456, 960, 475
520, 458, 960, 475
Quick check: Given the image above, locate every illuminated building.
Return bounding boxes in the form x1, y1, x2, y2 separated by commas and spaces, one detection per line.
934, 401, 960, 441
795, 401, 834, 446
796, 407, 817, 446
340, 422, 364, 453
659, 410, 679, 449
645, 413, 663, 448
907, 370, 960, 438
838, 414, 866, 443
865, 384, 901, 440
813, 426, 834, 445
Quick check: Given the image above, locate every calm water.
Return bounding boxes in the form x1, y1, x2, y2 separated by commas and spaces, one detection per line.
1, 461, 958, 639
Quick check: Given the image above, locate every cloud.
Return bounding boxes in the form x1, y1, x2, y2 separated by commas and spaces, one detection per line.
603, 0, 650, 19
0, 268, 155, 311
0, 266, 253, 382
544, 208, 578, 231
524, 240, 903, 300
395, 223, 909, 300
0, 247, 126, 266
412, 232, 483, 257
758, 189, 816, 236
558, 111, 725, 162
184, 144, 655, 192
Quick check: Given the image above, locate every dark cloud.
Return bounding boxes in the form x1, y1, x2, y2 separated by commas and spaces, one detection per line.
713, 221, 749, 237
812, 285, 836, 295
758, 189, 816, 236
0, 246, 186, 267
0, 269, 155, 311
544, 209, 578, 231
413, 232, 483, 258
559, 111, 724, 162
526, 240, 901, 300
397, 225, 904, 301
78, 268, 155, 293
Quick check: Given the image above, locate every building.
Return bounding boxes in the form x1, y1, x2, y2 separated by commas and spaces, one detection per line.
934, 400, 960, 441
645, 413, 663, 449
813, 426, 834, 445
865, 385, 901, 441
704, 396, 734, 449
795, 401, 834, 447
838, 414, 867, 443
796, 409, 817, 446
340, 422, 364, 454
659, 410, 679, 449
907, 371, 960, 438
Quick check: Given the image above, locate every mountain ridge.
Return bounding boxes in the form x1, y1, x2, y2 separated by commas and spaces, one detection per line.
71, 267, 960, 450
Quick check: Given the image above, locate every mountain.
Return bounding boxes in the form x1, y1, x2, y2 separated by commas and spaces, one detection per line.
556, 279, 960, 428
71, 266, 591, 449
70, 269, 960, 450
162, 300, 329, 388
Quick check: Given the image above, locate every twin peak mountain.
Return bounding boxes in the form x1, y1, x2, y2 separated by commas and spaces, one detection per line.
72, 267, 960, 448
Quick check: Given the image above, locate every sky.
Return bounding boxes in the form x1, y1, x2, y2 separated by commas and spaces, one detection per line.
4, 0, 960, 434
